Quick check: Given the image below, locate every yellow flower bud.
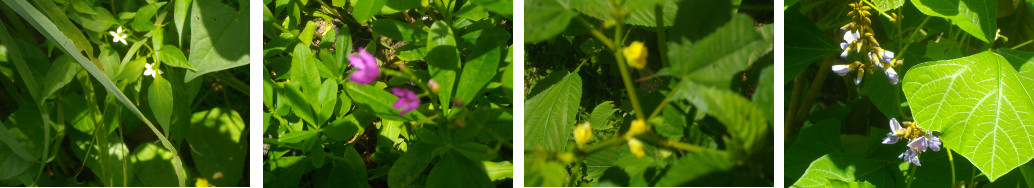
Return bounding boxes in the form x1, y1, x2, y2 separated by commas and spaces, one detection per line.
573, 122, 593, 147
622, 41, 648, 69
195, 177, 213, 187
628, 138, 645, 158
626, 119, 648, 137
557, 152, 577, 164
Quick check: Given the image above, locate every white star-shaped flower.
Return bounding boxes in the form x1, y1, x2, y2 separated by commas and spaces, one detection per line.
109, 26, 127, 45
144, 63, 162, 78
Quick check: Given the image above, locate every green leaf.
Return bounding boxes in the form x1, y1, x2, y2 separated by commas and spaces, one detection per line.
334, 24, 353, 73
572, 0, 677, 28
33, 0, 93, 57
427, 21, 459, 110
282, 83, 317, 125
524, 0, 579, 43
332, 0, 346, 7
156, 45, 198, 70
290, 43, 320, 100
174, 0, 193, 45
525, 159, 566, 186
655, 104, 685, 140
310, 149, 325, 168
655, 150, 734, 186
148, 75, 175, 133
130, 143, 178, 186
279, 130, 318, 144
784, 7, 838, 83
40, 55, 80, 100
315, 80, 338, 126
132, 2, 166, 32
910, 0, 996, 43
352, 0, 387, 24
425, 152, 494, 188
186, 0, 250, 81
754, 65, 774, 122
186, 108, 246, 186
525, 71, 582, 151
583, 147, 630, 181
667, 14, 767, 88
668, 0, 729, 42
483, 161, 513, 181
790, 153, 896, 187
317, 147, 371, 188
784, 120, 845, 184
298, 21, 316, 47
589, 101, 617, 129
871, 0, 906, 12
902, 51, 1034, 181
67, 6, 118, 32
678, 80, 768, 154
472, 0, 513, 17
388, 143, 433, 188
322, 116, 360, 142
344, 83, 425, 121
456, 28, 506, 105
371, 19, 426, 42
453, 142, 494, 161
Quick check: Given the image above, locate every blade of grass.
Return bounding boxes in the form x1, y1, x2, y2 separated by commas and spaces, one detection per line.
0, 17, 50, 184
0, 0, 187, 186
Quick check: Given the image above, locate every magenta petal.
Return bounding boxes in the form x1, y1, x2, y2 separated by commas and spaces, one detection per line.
391, 88, 419, 115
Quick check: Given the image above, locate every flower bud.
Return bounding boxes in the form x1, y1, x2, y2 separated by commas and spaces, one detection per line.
573, 122, 593, 147
429, 79, 440, 93
628, 138, 645, 158
626, 119, 648, 137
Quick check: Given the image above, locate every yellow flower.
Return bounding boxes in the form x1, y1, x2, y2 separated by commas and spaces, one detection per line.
195, 177, 213, 187
626, 119, 649, 137
623, 41, 648, 69
628, 138, 645, 158
573, 122, 593, 147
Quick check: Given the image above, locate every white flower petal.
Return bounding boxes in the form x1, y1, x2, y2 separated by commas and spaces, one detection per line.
885, 68, 899, 84
854, 74, 864, 85
889, 118, 902, 132
832, 64, 852, 76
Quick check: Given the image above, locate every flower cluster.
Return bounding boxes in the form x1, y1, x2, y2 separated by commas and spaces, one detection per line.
626, 119, 649, 158
831, 1, 901, 85
348, 48, 420, 116
882, 118, 941, 166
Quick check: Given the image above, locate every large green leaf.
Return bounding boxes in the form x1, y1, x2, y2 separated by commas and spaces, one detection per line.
667, 14, 767, 88
130, 143, 178, 186
388, 143, 434, 188
588, 101, 617, 129
0, 0, 187, 185
655, 150, 734, 186
174, 0, 192, 45
427, 21, 459, 110
425, 152, 494, 188
910, 0, 996, 43
456, 28, 506, 105
352, 0, 387, 24
524, 0, 579, 43
678, 81, 768, 154
668, 0, 729, 42
784, 7, 839, 83
148, 75, 175, 134
186, 108, 247, 186
784, 120, 845, 184
186, 0, 249, 81
524, 71, 582, 151
902, 51, 1034, 181
790, 153, 897, 187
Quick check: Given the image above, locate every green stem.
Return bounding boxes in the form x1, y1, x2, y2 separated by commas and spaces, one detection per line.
654, 5, 669, 67
906, 161, 917, 188
948, 148, 956, 185
612, 21, 646, 121
895, 16, 930, 63
793, 57, 832, 129
1011, 40, 1034, 50
576, 17, 616, 50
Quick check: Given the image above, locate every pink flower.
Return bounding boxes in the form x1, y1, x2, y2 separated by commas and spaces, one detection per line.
348, 48, 379, 85
391, 88, 419, 115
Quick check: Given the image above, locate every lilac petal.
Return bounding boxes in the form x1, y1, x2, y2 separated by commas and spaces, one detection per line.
909, 137, 928, 151
885, 68, 898, 85
889, 118, 901, 132
391, 88, 419, 115
840, 42, 850, 51
882, 133, 900, 144
881, 50, 895, 63
349, 54, 367, 70
927, 133, 942, 152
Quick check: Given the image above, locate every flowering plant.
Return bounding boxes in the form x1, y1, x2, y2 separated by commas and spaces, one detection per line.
261, 0, 513, 187
0, 0, 249, 186
524, 0, 773, 186
786, 0, 1034, 187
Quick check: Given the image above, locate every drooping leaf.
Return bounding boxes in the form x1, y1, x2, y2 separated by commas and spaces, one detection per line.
902, 51, 1034, 181
148, 75, 175, 133
524, 71, 582, 151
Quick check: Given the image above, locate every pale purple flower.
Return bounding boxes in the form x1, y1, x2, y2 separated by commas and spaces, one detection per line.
882, 118, 903, 144
927, 133, 942, 152
885, 67, 899, 84
391, 88, 419, 115
832, 64, 852, 76
348, 48, 380, 85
